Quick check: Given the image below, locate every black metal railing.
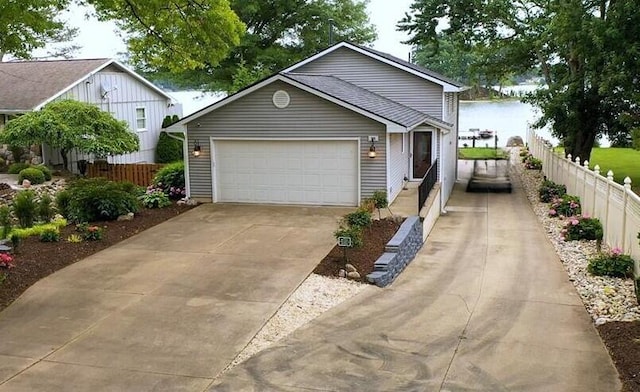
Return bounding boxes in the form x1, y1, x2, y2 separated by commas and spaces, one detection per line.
418, 159, 439, 212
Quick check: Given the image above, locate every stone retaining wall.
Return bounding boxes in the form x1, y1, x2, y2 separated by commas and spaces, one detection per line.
366, 216, 423, 287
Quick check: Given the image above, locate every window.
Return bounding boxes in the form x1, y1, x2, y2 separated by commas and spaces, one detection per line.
135, 107, 146, 131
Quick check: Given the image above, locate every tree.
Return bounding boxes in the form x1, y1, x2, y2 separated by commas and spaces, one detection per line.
146, 0, 377, 92
1, 0, 244, 73
0, 0, 77, 60
0, 100, 139, 171
399, 0, 640, 162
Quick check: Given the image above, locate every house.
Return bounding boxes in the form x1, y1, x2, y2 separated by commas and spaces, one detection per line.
0, 58, 181, 170
173, 42, 465, 208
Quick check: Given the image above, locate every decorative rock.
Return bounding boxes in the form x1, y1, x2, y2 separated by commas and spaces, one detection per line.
185, 198, 199, 206
117, 212, 135, 221
346, 271, 361, 280
30, 156, 42, 165
21, 179, 31, 188
506, 136, 525, 147
338, 269, 346, 278
595, 318, 608, 326
345, 263, 357, 273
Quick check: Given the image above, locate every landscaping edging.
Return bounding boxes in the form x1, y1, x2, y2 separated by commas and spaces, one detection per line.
367, 216, 423, 287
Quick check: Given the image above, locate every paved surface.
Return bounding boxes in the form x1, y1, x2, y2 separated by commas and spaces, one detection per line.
466, 159, 512, 193
210, 175, 621, 391
0, 204, 350, 391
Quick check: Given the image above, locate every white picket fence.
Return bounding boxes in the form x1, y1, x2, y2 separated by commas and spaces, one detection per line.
528, 131, 640, 265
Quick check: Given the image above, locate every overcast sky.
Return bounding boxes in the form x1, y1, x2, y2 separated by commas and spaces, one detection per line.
51, 0, 415, 61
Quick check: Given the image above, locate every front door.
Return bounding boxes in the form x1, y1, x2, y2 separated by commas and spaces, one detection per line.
413, 132, 433, 179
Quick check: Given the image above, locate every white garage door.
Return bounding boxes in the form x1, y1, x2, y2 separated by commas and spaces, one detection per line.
214, 140, 358, 206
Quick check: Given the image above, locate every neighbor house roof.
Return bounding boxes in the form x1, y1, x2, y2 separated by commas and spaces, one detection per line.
0, 58, 173, 112
283, 41, 467, 92
284, 73, 452, 129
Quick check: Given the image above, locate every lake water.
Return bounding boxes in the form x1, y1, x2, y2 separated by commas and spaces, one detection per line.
170, 90, 559, 148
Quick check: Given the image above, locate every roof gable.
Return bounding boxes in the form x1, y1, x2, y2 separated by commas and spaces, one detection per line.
284, 42, 465, 92
0, 58, 173, 112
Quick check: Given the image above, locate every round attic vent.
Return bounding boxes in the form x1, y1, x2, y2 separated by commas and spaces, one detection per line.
272, 90, 290, 109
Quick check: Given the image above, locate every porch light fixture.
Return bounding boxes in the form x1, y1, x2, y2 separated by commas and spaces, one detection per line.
368, 140, 377, 158
193, 140, 202, 157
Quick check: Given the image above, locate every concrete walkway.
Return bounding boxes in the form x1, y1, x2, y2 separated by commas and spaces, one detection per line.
210, 176, 620, 390
0, 204, 350, 391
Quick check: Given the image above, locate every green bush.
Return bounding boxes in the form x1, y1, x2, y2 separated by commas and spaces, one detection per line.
549, 194, 581, 217
588, 248, 634, 278
161, 115, 173, 128
62, 178, 140, 222
140, 188, 171, 208
33, 165, 52, 181
8, 162, 30, 174
561, 216, 603, 242
10, 218, 67, 239
344, 209, 372, 228
155, 132, 184, 163
76, 223, 104, 241
55, 190, 71, 219
37, 193, 55, 223
12, 190, 37, 228
18, 167, 45, 185
334, 225, 363, 248
539, 179, 567, 203
39, 228, 60, 242
524, 156, 542, 170
152, 161, 185, 199
632, 128, 640, 150
0, 205, 11, 239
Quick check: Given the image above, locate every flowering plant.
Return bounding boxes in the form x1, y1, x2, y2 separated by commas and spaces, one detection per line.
76, 223, 104, 241
550, 195, 581, 217
560, 215, 603, 242
0, 253, 14, 269
524, 156, 542, 170
588, 247, 634, 278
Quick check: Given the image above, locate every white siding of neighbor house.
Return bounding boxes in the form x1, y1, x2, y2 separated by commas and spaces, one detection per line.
295, 47, 444, 118
43, 64, 179, 171
186, 80, 386, 202
388, 133, 408, 202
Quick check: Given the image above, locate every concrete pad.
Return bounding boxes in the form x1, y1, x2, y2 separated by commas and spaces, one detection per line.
0, 287, 139, 358
47, 295, 277, 378
441, 339, 620, 391
0, 361, 212, 392
0, 355, 36, 384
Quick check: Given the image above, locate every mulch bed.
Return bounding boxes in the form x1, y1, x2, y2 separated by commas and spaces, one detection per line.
598, 321, 640, 391
313, 218, 402, 283
0, 203, 194, 311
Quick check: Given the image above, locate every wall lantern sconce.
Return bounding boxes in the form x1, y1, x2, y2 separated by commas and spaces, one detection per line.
193, 140, 202, 157
368, 135, 378, 158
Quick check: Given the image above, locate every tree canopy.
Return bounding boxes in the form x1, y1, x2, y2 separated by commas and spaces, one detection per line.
399, 0, 640, 162
148, 0, 377, 92
0, 100, 139, 171
0, 0, 245, 72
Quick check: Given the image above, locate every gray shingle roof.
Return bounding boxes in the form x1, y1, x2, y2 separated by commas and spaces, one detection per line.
283, 73, 453, 129
0, 58, 110, 111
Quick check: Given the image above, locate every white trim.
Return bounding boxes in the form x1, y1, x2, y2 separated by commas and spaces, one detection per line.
409, 127, 436, 180
209, 137, 361, 206
385, 134, 392, 203
283, 42, 465, 92
135, 106, 147, 131
33, 59, 174, 110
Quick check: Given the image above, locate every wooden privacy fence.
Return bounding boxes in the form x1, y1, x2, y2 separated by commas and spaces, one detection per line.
528, 130, 640, 268
86, 162, 165, 186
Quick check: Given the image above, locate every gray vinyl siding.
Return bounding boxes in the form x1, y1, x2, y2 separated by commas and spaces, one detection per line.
441, 92, 459, 205
44, 69, 178, 170
296, 47, 444, 118
186, 80, 386, 202
388, 133, 408, 202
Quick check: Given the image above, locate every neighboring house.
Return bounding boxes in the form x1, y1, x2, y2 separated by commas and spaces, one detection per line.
173, 41, 465, 208
0, 59, 181, 170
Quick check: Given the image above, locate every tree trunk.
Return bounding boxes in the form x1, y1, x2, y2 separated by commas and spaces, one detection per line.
60, 148, 69, 172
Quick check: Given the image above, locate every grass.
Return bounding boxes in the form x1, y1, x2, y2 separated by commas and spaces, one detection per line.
458, 147, 508, 160
588, 148, 640, 193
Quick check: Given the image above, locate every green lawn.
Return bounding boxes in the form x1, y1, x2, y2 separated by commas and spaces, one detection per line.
588, 148, 640, 193
458, 147, 508, 160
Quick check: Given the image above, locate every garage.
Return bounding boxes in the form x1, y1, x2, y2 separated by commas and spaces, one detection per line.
212, 139, 359, 206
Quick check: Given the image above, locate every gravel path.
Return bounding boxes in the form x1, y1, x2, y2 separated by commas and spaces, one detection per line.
513, 148, 640, 324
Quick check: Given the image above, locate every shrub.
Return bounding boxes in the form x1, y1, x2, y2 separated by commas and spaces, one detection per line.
539, 180, 567, 203
37, 193, 55, 223
55, 190, 72, 219
18, 167, 45, 185
140, 187, 171, 208
8, 162, 30, 174
155, 131, 184, 163
371, 190, 389, 219
519, 148, 530, 157
0, 205, 11, 239
161, 115, 173, 128
12, 190, 37, 228
63, 178, 140, 222
344, 209, 372, 229
588, 248, 634, 278
549, 195, 581, 217
76, 223, 104, 241
10, 218, 67, 239
39, 228, 60, 242
67, 234, 83, 243
0, 253, 14, 269
10, 234, 20, 251
33, 165, 52, 181
334, 225, 363, 248
360, 198, 375, 213
524, 156, 542, 170
561, 216, 604, 242
152, 161, 185, 199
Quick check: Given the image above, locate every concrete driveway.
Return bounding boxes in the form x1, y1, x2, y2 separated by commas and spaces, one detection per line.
210, 178, 621, 391
0, 204, 349, 391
